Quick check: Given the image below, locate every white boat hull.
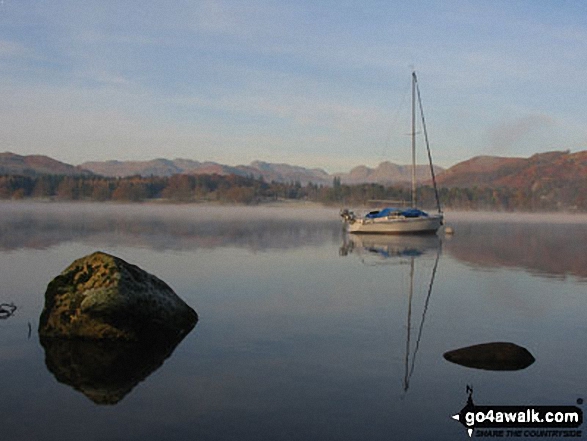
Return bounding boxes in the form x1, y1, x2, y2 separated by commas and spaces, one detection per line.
345, 214, 443, 235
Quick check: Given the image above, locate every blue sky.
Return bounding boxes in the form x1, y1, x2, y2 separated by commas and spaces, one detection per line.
1, 0, 586, 172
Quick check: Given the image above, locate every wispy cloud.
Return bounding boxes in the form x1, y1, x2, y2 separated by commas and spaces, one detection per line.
487, 114, 556, 154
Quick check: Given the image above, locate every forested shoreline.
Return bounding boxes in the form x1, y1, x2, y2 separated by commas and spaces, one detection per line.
0, 173, 583, 211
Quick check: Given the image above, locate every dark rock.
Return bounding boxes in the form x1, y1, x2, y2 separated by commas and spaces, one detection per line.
443, 342, 535, 371
38, 251, 197, 340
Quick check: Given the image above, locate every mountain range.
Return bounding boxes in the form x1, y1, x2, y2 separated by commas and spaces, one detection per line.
79, 157, 442, 186
1, 150, 586, 190
334, 162, 444, 185
0, 152, 441, 186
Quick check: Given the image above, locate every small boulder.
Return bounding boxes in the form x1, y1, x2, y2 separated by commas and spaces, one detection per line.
39, 251, 198, 340
443, 342, 535, 371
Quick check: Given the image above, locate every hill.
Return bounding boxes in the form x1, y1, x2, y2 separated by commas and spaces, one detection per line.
436, 150, 587, 210
435, 155, 526, 187
437, 150, 587, 190
0, 152, 92, 177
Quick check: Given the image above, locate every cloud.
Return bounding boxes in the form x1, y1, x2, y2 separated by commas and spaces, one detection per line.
487, 114, 556, 153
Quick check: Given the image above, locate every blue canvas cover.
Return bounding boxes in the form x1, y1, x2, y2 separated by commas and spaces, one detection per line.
400, 208, 429, 218
365, 207, 400, 219
365, 207, 429, 219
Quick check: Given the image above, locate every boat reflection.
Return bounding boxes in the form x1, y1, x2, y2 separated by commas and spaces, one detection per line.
340, 234, 441, 262
40, 325, 195, 405
340, 234, 442, 392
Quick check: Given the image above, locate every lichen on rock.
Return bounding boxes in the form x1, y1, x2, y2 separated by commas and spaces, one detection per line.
39, 251, 198, 341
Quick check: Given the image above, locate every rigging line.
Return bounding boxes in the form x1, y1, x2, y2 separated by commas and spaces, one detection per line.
414, 73, 442, 214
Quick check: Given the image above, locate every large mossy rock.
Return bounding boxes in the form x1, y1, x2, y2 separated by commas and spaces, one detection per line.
39, 251, 198, 340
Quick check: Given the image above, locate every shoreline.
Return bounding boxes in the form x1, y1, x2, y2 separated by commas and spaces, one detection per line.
2, 199, 587, 224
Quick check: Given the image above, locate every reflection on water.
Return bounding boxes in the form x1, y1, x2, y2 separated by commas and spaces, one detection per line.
444, 218, 587, 281
3, 203, 587, 282
40, 326, 195, 404
340, 234, 441, 261
0, 202, 340, 252
340, 234, 441, 393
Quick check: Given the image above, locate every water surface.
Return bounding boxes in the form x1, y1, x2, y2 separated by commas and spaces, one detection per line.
1, 203, 586, 440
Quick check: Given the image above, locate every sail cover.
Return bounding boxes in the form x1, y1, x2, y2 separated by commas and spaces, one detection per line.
365, 208, 429, 219
401, 208, 429, 218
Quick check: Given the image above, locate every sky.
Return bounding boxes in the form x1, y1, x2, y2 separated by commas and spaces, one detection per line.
1, 0, 587, 172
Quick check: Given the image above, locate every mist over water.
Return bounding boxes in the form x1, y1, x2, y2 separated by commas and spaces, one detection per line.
0, 202, 341, 252
0, 202, 586, 440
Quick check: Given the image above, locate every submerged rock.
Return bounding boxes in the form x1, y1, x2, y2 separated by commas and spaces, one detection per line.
443, 342, 535, 371
39, 251, 198, 340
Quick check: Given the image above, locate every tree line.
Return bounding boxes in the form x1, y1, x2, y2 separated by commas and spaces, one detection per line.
0, 173, 584, 211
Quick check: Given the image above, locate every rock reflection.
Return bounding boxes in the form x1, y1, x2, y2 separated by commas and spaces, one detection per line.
40, 327, 195, 405
443, 342, 535, 371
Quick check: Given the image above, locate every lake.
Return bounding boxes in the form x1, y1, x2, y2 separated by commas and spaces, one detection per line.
1, 202, 586, 440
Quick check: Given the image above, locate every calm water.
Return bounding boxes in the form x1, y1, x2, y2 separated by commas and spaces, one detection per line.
1, 203, 586, 440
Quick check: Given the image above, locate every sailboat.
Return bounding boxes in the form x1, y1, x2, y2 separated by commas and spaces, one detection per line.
341, 71, 443, 234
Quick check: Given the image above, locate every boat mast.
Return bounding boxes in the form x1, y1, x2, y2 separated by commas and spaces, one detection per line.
411, 71, 417, 208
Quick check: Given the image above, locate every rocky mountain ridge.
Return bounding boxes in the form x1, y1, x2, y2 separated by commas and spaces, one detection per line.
0, 152, 439, 186
2, 150, 586, 190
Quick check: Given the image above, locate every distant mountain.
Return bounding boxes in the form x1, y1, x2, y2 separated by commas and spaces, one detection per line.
245, 161, 331, 185
0, 152, 92, 177
79, 158, 332, 185
335, 161, 445, 185
437, 150, 587, 190
79, 159, 183, 177
79, 158, 248, 178
79, 157, 440, 186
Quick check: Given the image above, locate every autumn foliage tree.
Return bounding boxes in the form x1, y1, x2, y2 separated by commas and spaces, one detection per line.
0, 172, 586, 211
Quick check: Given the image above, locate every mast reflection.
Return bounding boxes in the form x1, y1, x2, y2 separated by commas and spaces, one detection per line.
340, 234, 442, 392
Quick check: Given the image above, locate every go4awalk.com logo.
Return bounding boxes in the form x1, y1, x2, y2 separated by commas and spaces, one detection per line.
451, 386, 583, 438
